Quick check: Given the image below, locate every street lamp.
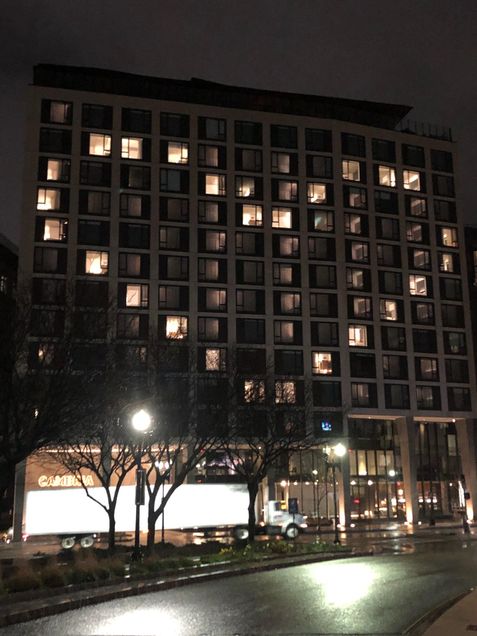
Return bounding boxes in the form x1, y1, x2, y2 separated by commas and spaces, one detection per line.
130, 409, 152, 560
327, 442, 346, 545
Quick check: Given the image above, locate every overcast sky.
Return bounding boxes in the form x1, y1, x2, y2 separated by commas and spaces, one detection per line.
1, 0, 476, 245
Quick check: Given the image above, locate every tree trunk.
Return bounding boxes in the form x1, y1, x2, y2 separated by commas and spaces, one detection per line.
147, 497, 157, 553
107, 510, 116, 554
0, 462, 15, 526
247, 481, 259, 544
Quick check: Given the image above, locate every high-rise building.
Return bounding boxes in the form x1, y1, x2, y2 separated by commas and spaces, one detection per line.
18, 64, 477, 524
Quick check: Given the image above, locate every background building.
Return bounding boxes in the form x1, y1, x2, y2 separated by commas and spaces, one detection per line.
18, 63, 477, 524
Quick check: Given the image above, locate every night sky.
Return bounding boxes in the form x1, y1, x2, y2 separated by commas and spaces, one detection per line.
1, 0, 476, 245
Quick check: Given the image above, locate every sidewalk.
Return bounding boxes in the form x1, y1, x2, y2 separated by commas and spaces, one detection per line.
421, 588, 477, 635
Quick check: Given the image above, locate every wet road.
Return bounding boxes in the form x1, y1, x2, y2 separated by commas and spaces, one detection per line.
2, 539, 477, 635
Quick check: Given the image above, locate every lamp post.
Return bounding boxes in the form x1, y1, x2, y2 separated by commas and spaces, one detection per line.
130, 409, 152, 561
327, 442, 346, 545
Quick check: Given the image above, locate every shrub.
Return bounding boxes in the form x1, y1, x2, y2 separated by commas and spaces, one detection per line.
5, 565, 42, 593
40, 565, 66, 588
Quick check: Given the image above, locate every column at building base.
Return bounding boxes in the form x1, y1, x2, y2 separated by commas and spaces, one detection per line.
397, 417, 419, 524
456, 418, 477, 521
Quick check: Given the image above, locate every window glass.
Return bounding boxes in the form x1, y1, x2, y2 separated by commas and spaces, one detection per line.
348, 325, 368, 347
85, 250, 108, 275
121, 137, 143, 160
272, 207, 292, 229
378, 165, 396, 187
342, 160, 361, 181
403, 170, 421, 191
88, 133, 111, 157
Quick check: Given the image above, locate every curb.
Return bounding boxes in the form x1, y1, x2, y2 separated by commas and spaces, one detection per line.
402, 589, 473, 636
0, 549, 372, 627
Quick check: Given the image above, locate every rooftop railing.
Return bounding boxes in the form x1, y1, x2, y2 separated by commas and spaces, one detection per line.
395, 119, 453, 142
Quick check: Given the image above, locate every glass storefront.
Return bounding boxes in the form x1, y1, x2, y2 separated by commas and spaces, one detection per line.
348, 419, 405, 521
415, 421, 462, 518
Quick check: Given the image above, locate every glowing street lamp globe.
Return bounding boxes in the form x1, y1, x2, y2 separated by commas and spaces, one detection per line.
131, 409, 152, 433
333, 442, 346, 458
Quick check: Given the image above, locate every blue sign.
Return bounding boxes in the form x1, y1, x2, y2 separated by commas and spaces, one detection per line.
321, 420, 332, 432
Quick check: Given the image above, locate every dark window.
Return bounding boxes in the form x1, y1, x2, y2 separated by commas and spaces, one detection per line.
160, 113, 190, 137
198, 287, 227, 312
411, 302, 435, 325
41, 100, 73, 125
274, 320, 302, 345
308, 210, 334, 233
442, 304, 464, 328
434, 199, 457, 222
121, 108, 151, 133
416, 386, 441, 410
313, 381, 341, 407
32, 278, 66, 305
198, 230, 227, 254
272, 235, 300, 258
39, 128, 72, 154
235, 121, 262, 145
120, 194, 150, 219
309, 293, 337, 317
341, 133, 365, 157
121, 165, 151, 190
448, 387, 471, 411
376, 217, 400, 240
199, 117, 226, 141
308, 237, 336, 260
384, 384, 409, 409
402, 144, 425, 167
311, 322, 339, 346
444, 332, 466, 355
306, 155, 333, 178
119, 223, 150, 249
236, 260, 264, 285
377, 244, 401, 267
445, 359, 469, 383
117, 313, 149, 339
273, 262, 301, 286
271, 179, 298, 202
235, 148, 262, 172
33, 247, 67, 274
382, 355, 408, 379
236, 288, 265, 314
159, 226, 189, 251
378, 271, 403, 295
405, 196, 427, 218
275, 350, 304, 375
431, 149, 453, 173
348, 296, 372, 320
381, 326, 406, 350
305, 128, 332, 152
346, 268, 372, 292
351, 383, 377, 407
119, 253, 150, 278
236, 232, 264, 256
30, 309, 64, 337
75, 280, 108, 308
270, 125, 297, 148
350, 353, 376, 378
160, 168, 188, 193
415, 357, 439, 381
372, 138, 396, 162
160, 197, 189, 222
82, 104, 113, 129
77, 220, 109, 246
236, 318, 265, 344
433, 174, 455, 198
374, 190, 398, 214
159, 255, 189, 280
80, 161, 111, 186
236, 348, 266, 374
309, 265, 336, 288
158, 285, 189, 310
199, 201, 227, 225
440, 278, 462, 301
413, 329, 437, 353
79, 190, 110, 216
198, 258, 227, 283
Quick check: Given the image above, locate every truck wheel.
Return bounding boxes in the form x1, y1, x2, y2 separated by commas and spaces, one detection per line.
60, 536, 76, 550
80, 535, 94, 548
284, 524, 299, 540
233, 526, 249, 541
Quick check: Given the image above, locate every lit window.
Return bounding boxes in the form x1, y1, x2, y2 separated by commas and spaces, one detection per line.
279, 236, 299, 257
307, 183, 327, 204
126, 284, 148, 307
275, 381, 296, 404
85, 250, 108, 275
38, 343, 55, 366
244, 379, 265, 403
280, 292, 300, 314
274, 264, 293, 285
167, 141, 188, 164
312, 352, 333, 375
441, 227, 458, 247
205, 231, 226, 252
413, 249, 430, 269
205, 174, 226, 196
89, 133, 111, 157
272, 207, 292, 229
440, 253, 454, 272
49, 101, 70, 124
274, 321, 294, 343
403, 170, 421, 191
121, 137, 143, 160
409, 275, 427, 296
348, 325, 368, 347
46, 159, 62, 181
344, 213, 362, 235
380, 299, 398, 321
353, 297, 371, 319
43, 219, 67, 241
378, 165, 396, 187
272, 152, 291, 174
350, 242, 368, 262
408, 197, 427, 217
406, 223, 423, 242
235, 176, 255, 198
205, 289, 226, 311
242, 204, 263, 227
165, 315, 188, 339
342, 160, 360, 181
205, 348, 226, 371
37, 188, 60, 211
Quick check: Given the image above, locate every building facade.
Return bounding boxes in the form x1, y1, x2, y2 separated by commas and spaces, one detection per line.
18, 64, 477, 525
